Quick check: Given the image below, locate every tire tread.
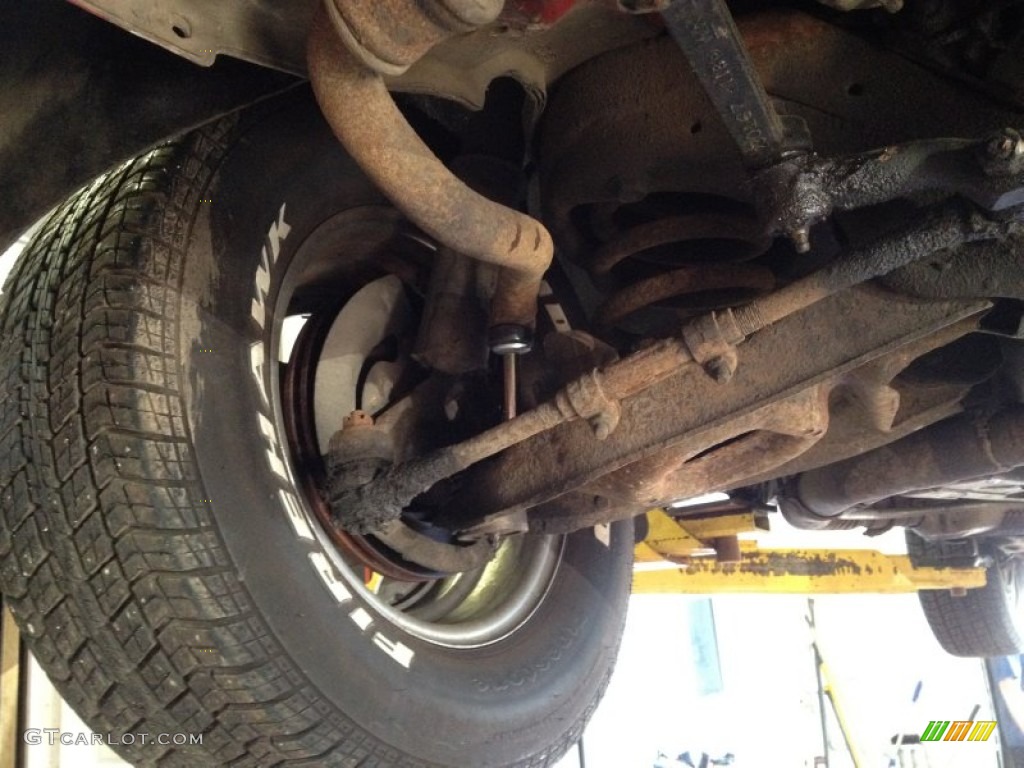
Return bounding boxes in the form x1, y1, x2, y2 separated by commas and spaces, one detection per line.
0, 116, 601, 767
910, 533, 1024, 657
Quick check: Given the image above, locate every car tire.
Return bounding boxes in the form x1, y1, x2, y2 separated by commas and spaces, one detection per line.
909, 532, 1024, 657
0, 91, 633, 767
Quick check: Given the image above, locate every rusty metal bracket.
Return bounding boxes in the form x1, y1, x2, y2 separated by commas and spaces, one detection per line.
682, 309, 745, 382
556, 371, 621, 439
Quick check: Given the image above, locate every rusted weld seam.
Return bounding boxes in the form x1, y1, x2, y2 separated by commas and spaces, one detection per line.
307, 4, 553, 329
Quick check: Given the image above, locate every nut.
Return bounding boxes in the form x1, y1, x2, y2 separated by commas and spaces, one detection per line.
342, 409, 374, 429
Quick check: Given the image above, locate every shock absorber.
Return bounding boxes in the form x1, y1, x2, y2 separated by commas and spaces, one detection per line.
588, 206, 776, 334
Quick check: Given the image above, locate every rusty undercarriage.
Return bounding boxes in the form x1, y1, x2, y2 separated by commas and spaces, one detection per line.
39, 0, 1024, 575
6, 1, 1024, 764
298, 1, 1024, 568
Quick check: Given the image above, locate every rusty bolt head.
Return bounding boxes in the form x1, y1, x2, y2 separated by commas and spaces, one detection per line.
592, 416, 613, 440
704, 355, 737, 383
343, 409, 374, 429
949, 586, 968, 598
788, 225, 812, 254
588, 397, 621, 440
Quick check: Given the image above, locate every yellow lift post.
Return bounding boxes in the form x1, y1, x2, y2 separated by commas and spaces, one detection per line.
633, 509, 986, 595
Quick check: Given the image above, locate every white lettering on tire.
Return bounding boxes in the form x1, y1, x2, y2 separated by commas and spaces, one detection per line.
373, 634, 415, 668
252, 204, 291, 329
251, 203, 415, 670
349, 607, 373, 631
309, 552, 353, 604
279, 489, 315, 541
249, 341, 270, 409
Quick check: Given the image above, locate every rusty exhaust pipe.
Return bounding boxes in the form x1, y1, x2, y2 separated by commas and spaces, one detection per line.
787, 407, 1024, 522
307, 0, 553, 333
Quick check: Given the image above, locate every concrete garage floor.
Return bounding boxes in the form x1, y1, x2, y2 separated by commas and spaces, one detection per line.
17, 591, 998, 768
1, 234, 1000, 768
556, 593, 996, 768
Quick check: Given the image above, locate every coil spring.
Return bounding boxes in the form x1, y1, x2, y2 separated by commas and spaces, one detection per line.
590, 211, 775, 334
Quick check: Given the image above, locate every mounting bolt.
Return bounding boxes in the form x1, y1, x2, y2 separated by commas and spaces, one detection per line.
704, 354, 737, 383
591, 415, 613, 441
949, 586, 968, 598
788, 225, 812, 254
342, 409, 374, 429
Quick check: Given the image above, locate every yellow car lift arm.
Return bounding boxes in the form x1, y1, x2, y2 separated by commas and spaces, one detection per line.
633, 510, 986, 595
